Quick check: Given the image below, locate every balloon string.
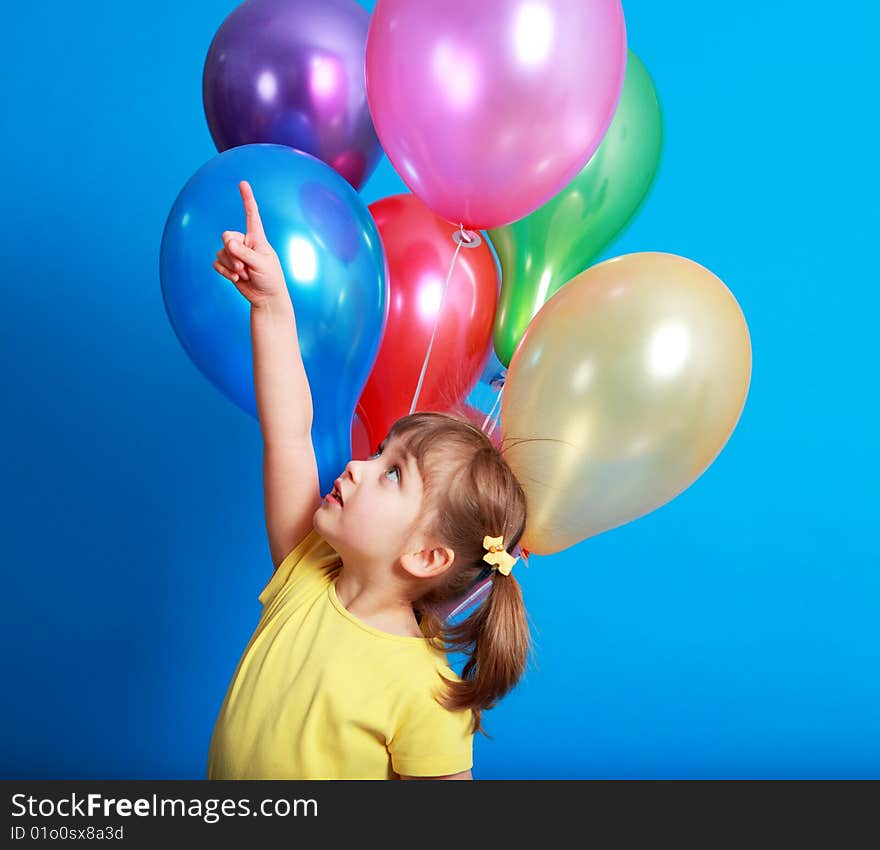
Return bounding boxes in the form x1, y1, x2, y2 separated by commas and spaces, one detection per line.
490, 384, 504, 435
445, 578, 493, 619
409, 233, 465, 415
481, 383, 504, 434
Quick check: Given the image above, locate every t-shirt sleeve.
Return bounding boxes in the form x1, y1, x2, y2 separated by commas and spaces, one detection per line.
388, 673, 475, 777
258, 526, 323, 609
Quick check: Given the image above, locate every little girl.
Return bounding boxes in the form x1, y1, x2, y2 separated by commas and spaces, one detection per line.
206, 182, 532, 780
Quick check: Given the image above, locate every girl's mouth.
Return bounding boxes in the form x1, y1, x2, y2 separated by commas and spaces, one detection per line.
325, 490, 343, 507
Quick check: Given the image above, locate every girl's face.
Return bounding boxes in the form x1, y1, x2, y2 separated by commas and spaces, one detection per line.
313, 433, 427, 564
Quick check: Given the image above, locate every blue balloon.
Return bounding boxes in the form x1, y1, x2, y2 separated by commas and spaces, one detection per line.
160, 144, 388, 496
479, 346, 507, 389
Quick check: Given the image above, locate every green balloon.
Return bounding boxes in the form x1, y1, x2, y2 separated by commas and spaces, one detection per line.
488, 50, 663, 366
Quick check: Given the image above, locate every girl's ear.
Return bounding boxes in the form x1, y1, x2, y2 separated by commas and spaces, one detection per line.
401, 544, 455, 579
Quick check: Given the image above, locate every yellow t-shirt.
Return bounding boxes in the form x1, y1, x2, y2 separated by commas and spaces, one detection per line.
206, 527, 474, 779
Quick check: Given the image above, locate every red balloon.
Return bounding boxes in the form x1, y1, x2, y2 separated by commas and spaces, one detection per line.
351, 410, 371, 461
356, 194, 498, 452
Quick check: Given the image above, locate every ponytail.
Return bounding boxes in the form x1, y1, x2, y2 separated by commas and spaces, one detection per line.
437, 571, 533, 736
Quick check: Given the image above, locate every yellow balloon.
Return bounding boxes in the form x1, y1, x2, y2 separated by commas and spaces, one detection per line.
501, 252, 752, 555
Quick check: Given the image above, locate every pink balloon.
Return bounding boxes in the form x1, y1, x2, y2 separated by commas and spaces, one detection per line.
365, 0, 627, 231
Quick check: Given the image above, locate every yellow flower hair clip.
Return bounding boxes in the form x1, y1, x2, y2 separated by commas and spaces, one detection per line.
482, 534, 517, 577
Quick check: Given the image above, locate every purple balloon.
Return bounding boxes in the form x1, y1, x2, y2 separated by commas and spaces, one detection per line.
203, 0, 381, 190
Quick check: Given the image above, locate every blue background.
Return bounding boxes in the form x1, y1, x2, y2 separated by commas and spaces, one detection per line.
2, 1, 876, 779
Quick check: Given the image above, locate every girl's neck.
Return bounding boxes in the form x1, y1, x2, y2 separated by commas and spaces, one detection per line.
334, 567, 424, 638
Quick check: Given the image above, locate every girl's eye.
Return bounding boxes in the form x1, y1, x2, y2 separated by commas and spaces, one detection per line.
370, 446, 400, 483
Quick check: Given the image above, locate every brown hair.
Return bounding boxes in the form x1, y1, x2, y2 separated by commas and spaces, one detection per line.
383, 408, 536, 737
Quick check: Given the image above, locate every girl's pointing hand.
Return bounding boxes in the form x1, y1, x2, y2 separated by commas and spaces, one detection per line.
213, 181, 287, 307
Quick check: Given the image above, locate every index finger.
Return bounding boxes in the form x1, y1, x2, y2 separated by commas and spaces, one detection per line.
239, 181, 266, 242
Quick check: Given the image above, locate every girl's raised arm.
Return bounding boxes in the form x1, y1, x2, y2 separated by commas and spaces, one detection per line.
214, 182, 321, 569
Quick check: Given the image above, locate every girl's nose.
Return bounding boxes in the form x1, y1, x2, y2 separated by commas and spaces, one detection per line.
343, 459, 359, 483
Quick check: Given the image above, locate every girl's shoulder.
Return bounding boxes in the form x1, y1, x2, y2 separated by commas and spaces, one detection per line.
258, 526, 340, 609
